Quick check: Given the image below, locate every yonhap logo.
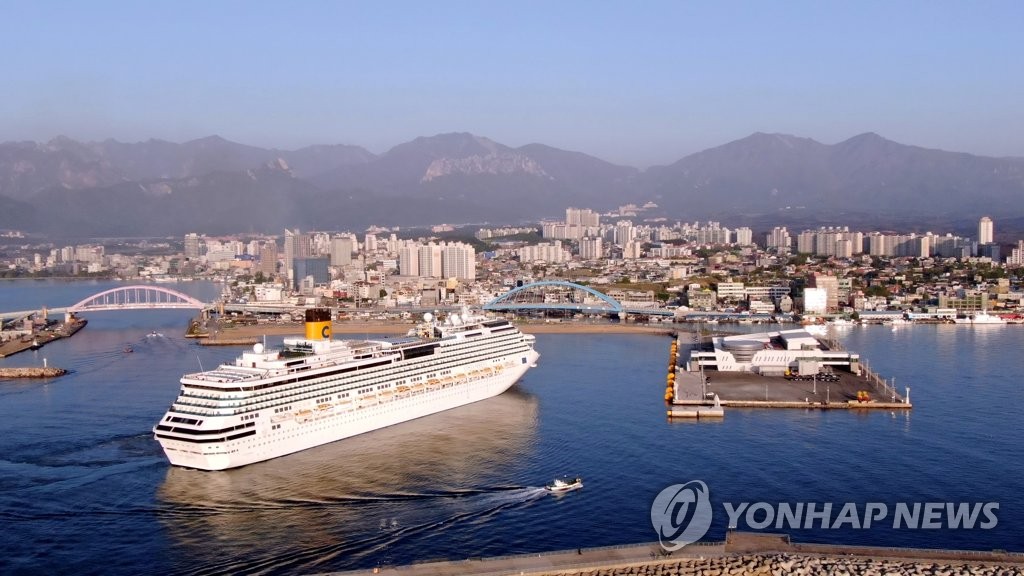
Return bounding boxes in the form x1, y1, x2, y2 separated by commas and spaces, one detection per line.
650, 480, 713, 551
651, 480, 1000, 551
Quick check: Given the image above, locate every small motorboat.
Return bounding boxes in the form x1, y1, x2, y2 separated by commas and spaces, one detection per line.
123, 346, 133, 353
545, 476, 583, 493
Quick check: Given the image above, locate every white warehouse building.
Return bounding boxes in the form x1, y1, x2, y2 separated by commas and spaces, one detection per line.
689, 329, 861, 375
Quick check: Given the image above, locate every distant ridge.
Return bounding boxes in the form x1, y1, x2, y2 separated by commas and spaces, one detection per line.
1, 132, 1022, 237
641, 132, 1024, 218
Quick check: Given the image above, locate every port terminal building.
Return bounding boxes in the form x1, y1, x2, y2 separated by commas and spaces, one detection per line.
688, 329, 860, 376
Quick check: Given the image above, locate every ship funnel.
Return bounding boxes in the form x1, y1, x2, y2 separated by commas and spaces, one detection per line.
305, 308, 332, 341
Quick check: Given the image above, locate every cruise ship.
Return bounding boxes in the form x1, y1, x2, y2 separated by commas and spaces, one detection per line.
153, 309, 539, 471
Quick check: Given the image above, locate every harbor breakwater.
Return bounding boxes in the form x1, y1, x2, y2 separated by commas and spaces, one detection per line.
0, 366, 67, 378
533, 553, 1022, 576
341, 534, 1023, 576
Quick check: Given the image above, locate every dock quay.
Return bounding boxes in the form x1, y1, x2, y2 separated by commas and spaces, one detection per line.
199, 337, 259, 346
0, 366, 67, 378
185, 317, 209, 338
668, 326, 911, 416
0, 316, 87, 358
671, 369, 911, 411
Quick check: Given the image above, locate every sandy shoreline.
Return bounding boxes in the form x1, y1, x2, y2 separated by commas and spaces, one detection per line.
209, 321, 679, 339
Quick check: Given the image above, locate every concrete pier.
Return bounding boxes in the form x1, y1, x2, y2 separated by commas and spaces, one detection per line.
671, 332, 911, 411
0, 318, 87, 358
672, 370, 911, 410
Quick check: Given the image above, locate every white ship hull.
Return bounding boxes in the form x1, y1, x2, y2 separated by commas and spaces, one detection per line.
158, 348, 538, 471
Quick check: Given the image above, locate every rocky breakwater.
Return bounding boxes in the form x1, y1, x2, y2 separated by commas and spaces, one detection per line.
545, 554, 1021, 576
0, 367, 67, 378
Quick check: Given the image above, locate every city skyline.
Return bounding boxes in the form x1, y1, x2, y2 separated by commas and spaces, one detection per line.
3, 2, 1023, 166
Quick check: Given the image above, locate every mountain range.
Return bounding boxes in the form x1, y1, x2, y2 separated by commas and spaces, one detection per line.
1, 132, 1022, 238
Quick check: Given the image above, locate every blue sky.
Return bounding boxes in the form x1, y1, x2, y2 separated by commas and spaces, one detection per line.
2, 1, 1022, 166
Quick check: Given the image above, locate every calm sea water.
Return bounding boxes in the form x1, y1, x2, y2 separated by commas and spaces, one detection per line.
1, 280, 1022, 575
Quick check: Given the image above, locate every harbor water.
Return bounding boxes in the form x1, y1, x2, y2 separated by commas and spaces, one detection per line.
1, 280, 1022, 575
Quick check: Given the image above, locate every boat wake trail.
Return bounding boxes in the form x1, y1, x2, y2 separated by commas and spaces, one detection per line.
173, 486, 549, 576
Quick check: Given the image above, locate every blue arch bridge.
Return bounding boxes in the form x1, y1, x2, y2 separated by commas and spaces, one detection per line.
483, 280, 674, 318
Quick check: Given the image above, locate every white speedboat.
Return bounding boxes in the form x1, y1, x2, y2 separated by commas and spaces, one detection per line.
546, 477, 583, 493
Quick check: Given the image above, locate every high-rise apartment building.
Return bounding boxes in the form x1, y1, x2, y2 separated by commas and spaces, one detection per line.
257, 241, 277, 276
614, 221, 635, 245
291, 257, 330, 290
579, 237, 603, 260
623, 241, 642, 259
519, 242, 570, 264
442, 243, 476, 281
796, 231, 816, 254
766, 227, 791, 251
398, 244, 420, 276
1008, 240, 1024, 266
979, 216, 994, 244
184, 233, 202, 259
417, 244, 443, 278
809, 273, 840, 311
330, 236, 354, 267
283, 229, 298, 277
565, 207, 600, 227
364, 234, 378, 253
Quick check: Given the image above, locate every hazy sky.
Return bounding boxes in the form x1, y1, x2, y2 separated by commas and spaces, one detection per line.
3, 1, 1022, 166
